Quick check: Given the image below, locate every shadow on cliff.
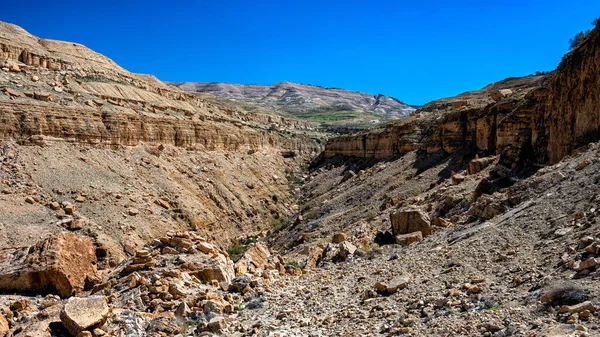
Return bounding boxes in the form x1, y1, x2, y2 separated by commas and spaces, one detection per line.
309, 152, 400, 173
413, 148, 476, 184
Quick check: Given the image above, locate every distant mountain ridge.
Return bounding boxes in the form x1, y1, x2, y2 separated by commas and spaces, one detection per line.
170, 81, 415, 120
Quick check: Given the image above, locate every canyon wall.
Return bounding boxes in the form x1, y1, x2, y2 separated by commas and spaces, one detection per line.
325, 26, 600, 167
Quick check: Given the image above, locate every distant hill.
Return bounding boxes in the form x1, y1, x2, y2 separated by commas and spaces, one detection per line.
171, 81, 415, 129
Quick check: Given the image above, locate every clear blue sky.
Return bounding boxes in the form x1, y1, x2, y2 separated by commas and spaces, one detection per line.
2, 1, 599, 105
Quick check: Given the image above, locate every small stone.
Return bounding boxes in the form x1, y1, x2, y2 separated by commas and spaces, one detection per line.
69, 219, 85, 231
154, 199, 171, 209
560, 301, 596, 314
387, 276, 409, 294
25, 196, 35, 204
374, 282, 387, 292
208, 316, 227, 332
554, 227, 573, 237
577, 258, 597, 271
162, 247, 178, 254
332, 232, 348, 243
338, 241, 357, 259
174, 302, 190, 318
64, 203, 76, 215
451, 173, 465, 185
395, 231, 423, 246
128, 208, 139, 216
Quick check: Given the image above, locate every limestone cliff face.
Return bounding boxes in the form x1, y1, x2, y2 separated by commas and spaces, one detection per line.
325, 25, 600, 166
0, 21, 321, 257
532, 26, 600, 164
0, 101, 315, 153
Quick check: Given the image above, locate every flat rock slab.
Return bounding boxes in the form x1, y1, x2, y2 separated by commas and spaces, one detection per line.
60, 296, 109, 336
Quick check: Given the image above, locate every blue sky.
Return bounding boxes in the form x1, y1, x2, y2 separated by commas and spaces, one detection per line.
2, 1, 599, 105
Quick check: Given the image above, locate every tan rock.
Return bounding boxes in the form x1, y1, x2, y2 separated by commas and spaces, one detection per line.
34, 91, 52, 101
203, 300, 224, 314
490, 89, 513, 101
60, 296, 109, 336
374, 282, 387, 292
451, 173, 465, 185
0, 233, 97, 297
208, 316, 226, 332
468, 156, 495, 174
0, 313, 8, 337
386, 276, 409, 294
190, 263, 234, 284
3, 87, 23, 98
154, 199, 171, 209
390, 207, 431, 237
332, 232, 348, 243
338, 241, 357, 259
64, 203, 76, 215
239, 242, 270, 270
395, 231, 423, 246
432, 217, 452, 228
196, 242, 216, 255
577, 258, 597, 271
559, 301, 595, 314
174, 302, 190, 318
304, 245, 325, 269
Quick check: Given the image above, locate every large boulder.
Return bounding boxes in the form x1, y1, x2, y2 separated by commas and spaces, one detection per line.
0, 232, 98, 298
490, 89, 513, 102
234, 242, 270, 275
242, 242, 270, 269
60, 296, 109, 336
390, 207, 431, 237
182, 254, 235, 284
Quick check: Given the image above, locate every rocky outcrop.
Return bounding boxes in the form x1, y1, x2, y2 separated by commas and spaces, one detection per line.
0, 233, 97, 297
0, 101, 314, 153
531, 25, 600, 164
325, 25, 600, 167
390, 207, 432, 237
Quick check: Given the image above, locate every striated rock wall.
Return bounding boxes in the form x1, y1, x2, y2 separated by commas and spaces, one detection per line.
325, 25, 600, 167
0, 101, 315, 153
532, 26, 600, 164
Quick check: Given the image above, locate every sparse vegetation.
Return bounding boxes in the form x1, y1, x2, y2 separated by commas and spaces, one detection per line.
286, 261, 301, 269
271, 215, 285, 228
226, 236, 258, 262
568, 17, 600, 50
75, 74, 129, 86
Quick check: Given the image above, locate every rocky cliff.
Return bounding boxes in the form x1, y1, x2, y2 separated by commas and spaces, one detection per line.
324, 26, 600, 167
0, 21, 322, 258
